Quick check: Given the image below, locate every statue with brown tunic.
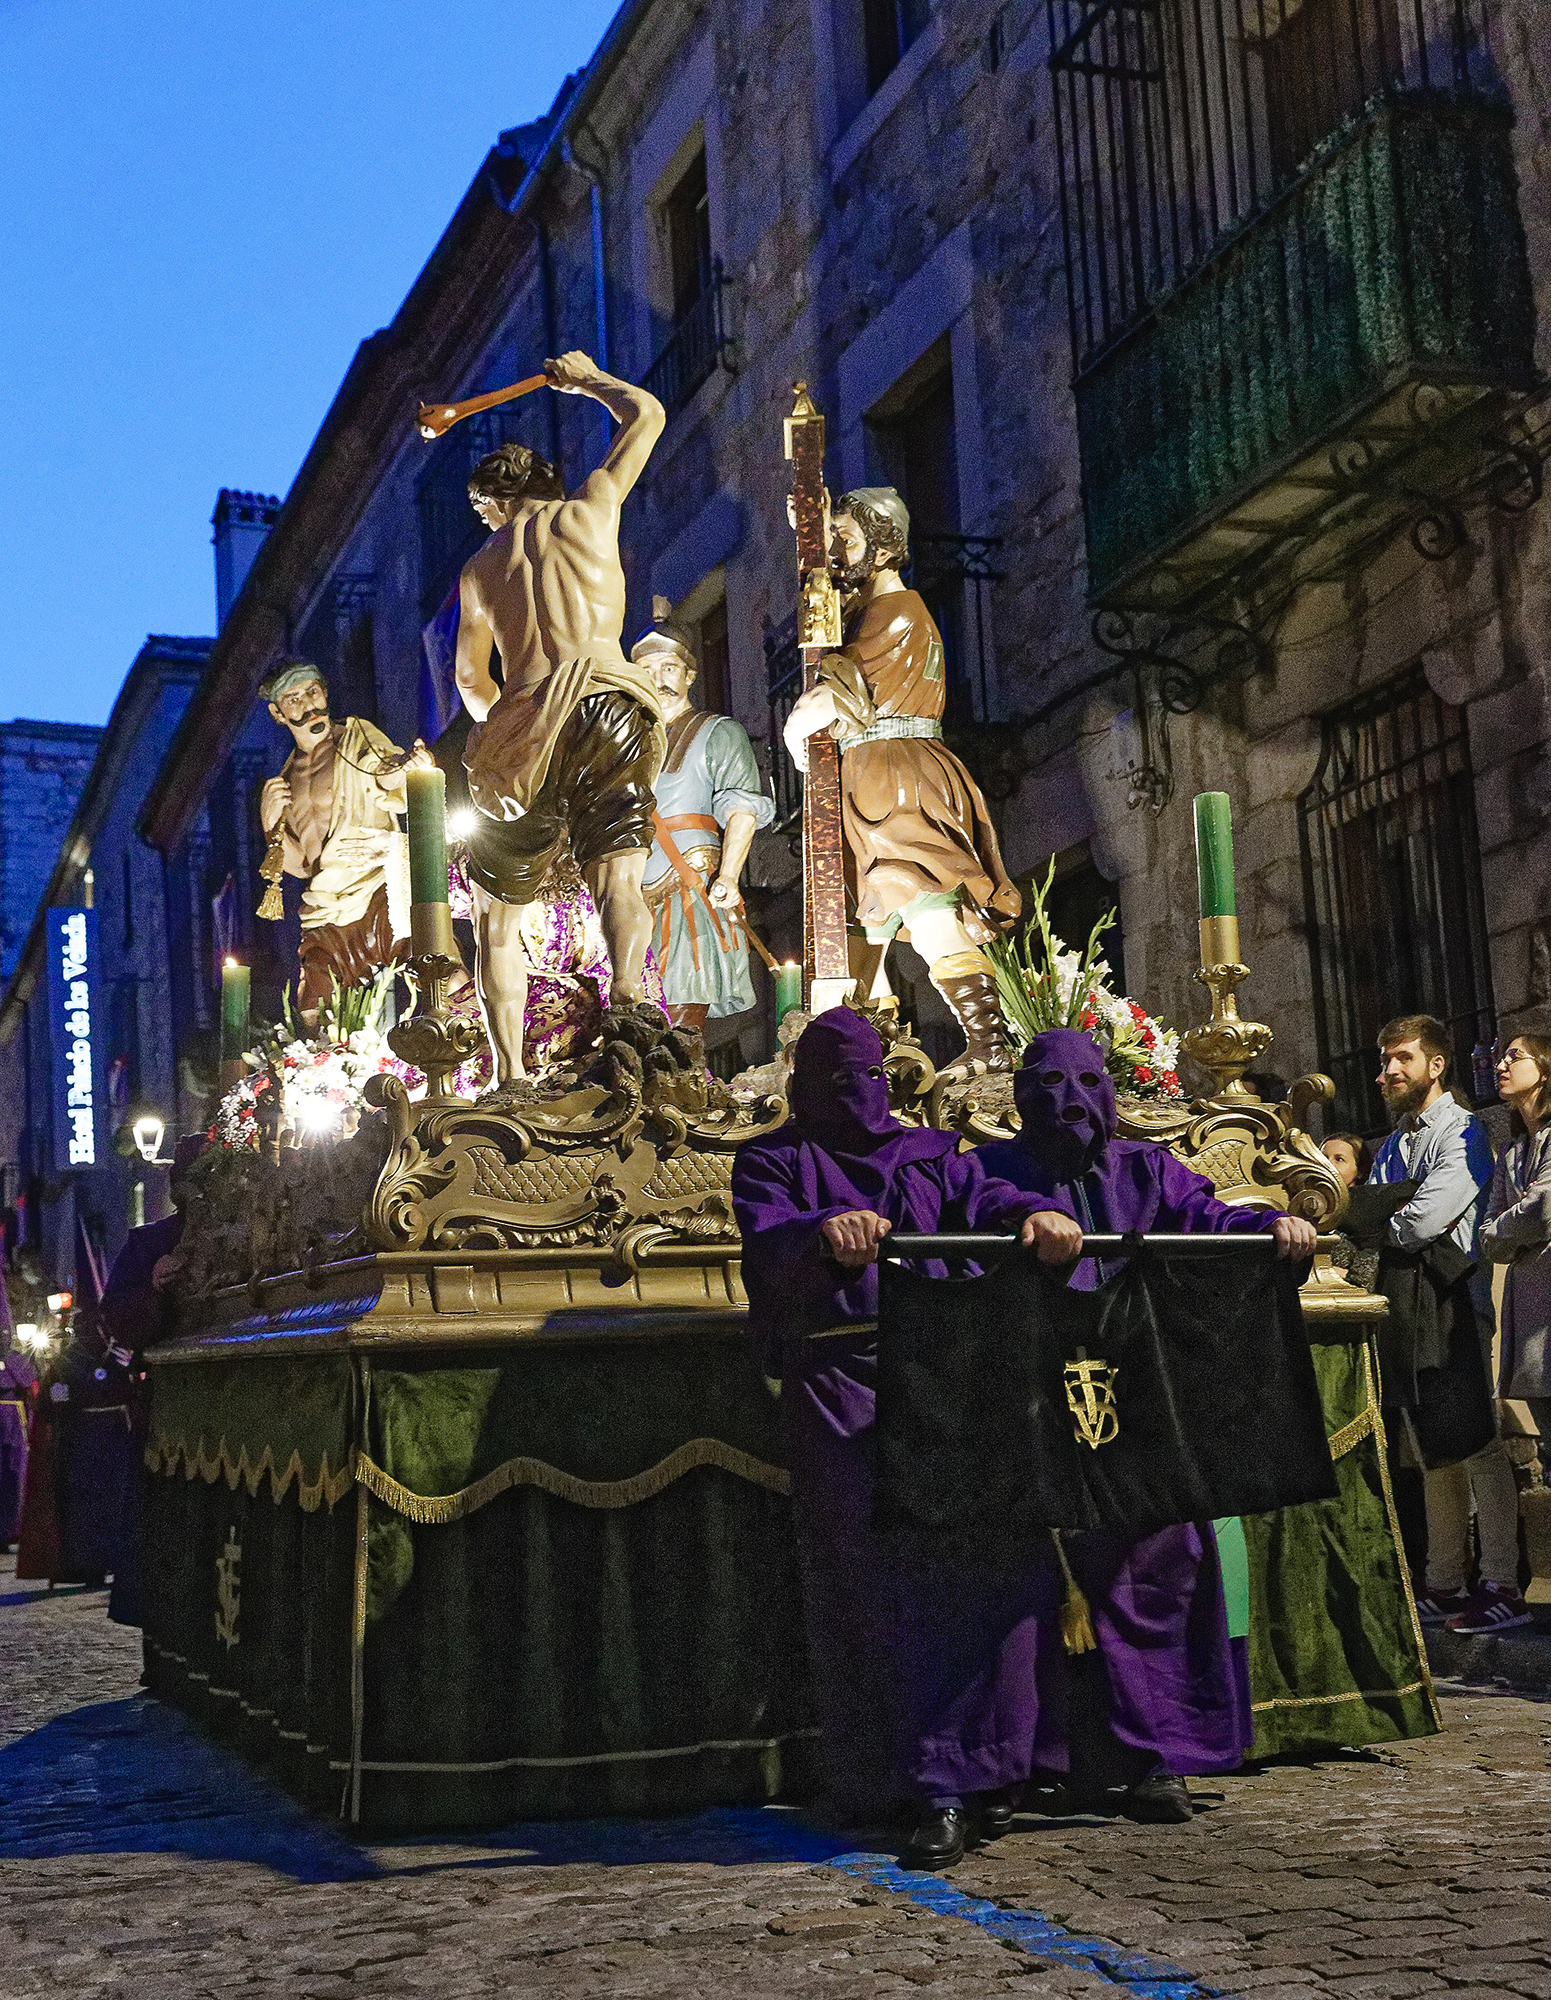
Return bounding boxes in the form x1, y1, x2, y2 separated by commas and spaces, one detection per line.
256, 661, 426, 1024
782, 487, 1021, 1071
454, 351, 668, 1090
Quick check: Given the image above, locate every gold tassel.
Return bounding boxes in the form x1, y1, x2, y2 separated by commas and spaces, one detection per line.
1050, 1530, 1098, 1655
256, 831, 286, 920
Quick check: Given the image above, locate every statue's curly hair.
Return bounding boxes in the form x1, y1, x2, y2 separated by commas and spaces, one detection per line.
836, 486, 910, 566
467, 442, 564, 507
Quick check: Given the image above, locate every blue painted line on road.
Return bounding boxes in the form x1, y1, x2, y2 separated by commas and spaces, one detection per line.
824, 1851, 1220, 1998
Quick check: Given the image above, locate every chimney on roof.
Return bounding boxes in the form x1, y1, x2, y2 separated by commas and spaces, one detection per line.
212, 489, 282, 629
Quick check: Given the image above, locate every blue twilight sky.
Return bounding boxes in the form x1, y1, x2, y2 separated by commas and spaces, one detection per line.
0, 0, 619, 726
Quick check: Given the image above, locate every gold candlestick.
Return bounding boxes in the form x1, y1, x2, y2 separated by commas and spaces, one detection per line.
388, 946, 484, 1106
1181, 916, 1274, 1101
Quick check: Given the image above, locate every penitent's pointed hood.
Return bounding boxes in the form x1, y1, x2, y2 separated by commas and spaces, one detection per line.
1012, 1029, 1117, 1183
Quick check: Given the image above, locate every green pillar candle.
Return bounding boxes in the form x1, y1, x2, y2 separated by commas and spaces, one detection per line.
220, 958, 250, 1066
405, 765, 450, 907
775, 960, 804, 1026
1193, 792, 1236, 920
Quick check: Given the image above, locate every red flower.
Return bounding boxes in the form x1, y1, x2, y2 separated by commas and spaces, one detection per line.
314, 1050, 329, 1066
1080, 1011, 1097, 1031
1141, 1025, 1157, 1048
1135, 1064, 1153, 1083
253, 1075, 270, 1094
1162, 1070, 1179, 1089
1128, 999, 1146, 1022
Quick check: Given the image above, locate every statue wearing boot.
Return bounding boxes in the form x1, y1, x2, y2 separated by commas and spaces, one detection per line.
782, 487, 1021, 1072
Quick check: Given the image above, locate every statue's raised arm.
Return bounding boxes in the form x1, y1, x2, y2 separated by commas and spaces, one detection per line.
546, 350, 665, 504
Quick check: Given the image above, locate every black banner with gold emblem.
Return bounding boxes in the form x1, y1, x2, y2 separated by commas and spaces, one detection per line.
873, 1246, 1335, 1540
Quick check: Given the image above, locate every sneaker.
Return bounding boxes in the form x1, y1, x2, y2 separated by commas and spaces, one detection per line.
1413, 1586, 1471, 1625
1445, 1582, 1532, 1634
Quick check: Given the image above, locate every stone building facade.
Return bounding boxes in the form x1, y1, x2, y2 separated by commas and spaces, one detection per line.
0, 720, 103, 986
132, 0, 1551, 1127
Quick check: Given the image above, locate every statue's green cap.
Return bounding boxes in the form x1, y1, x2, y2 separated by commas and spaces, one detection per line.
259, 661, 326, 703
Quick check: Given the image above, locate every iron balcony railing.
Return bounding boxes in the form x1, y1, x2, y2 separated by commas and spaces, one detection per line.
1048, 0, 1490, 375
642, 260, 733, 414
764, 535, 1004, 828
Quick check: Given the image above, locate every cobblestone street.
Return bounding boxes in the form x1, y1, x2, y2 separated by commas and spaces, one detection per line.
5, 1548, 1551, 1999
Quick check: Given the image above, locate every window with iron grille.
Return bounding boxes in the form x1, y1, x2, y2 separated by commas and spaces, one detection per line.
1297, 668, 1496, 1133
645, 149, 732, 415
1046, 0, 1485, 374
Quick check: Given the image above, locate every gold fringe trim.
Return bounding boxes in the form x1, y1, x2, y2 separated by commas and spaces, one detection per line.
352, 1435, 792, 1523
145, 1433, 354, 1512
1325, 1407, 1376, 1461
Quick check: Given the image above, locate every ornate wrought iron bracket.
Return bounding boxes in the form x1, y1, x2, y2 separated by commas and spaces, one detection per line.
1091, 610, 1265, 814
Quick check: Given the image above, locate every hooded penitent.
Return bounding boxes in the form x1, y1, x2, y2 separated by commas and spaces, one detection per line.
1012, 1028, 1117, 1182
733, 1009, 1047, 1434
980, 1029, 1274, 1290
732, 1008, 1057, 1810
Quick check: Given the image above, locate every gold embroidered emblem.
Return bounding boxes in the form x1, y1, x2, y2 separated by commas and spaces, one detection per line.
214, 1528, 242, 1650
1063, 1350, 1119, 1449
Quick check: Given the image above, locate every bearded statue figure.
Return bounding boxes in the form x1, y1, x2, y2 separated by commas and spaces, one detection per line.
256, 660, 429, 1023
781, 487, 1021, 1074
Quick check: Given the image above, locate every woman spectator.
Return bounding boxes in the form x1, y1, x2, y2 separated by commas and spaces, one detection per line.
1481, 1033, 1551, 1465
1323, 1133, 1374, 1192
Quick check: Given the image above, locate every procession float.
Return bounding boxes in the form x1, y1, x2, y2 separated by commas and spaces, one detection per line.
138, 376, 1430, 1830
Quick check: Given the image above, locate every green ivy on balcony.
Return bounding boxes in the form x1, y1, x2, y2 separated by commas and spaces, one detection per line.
1074, 93, 1535, 608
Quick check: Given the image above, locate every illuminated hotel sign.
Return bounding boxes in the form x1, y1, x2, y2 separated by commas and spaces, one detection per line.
46, 908, 102, 1171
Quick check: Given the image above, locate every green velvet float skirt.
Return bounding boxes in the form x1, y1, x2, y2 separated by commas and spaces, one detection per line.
141, 1336, 819, 1829
1242, 1334, 1439, 1757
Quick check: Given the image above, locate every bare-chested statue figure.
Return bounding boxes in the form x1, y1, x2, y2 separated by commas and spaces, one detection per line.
455, 351, 667, 1089
257, 661, 429, 1022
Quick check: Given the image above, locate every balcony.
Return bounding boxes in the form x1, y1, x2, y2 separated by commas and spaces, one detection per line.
1049, 0, 1539, 617
642, 261, 734, 415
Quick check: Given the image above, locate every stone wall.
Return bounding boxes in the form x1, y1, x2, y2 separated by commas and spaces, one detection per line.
0, 721, 102, 984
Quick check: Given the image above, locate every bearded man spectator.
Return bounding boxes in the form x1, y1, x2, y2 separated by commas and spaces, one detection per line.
1369, 1014, 1526, 1633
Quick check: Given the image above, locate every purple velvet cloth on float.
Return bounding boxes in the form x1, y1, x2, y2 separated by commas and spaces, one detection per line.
732, 1008, 1058, 1809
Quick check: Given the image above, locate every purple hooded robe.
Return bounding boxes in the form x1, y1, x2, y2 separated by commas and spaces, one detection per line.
1, 1343, 37, 1545
732, 1009, 1062, 1809
975, 1029, 1284, 1780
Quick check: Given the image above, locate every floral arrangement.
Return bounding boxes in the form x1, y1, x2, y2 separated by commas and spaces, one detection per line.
210, 1029, 396, 1151
986, 863, 1183, 1100
209, 969, 402, 1151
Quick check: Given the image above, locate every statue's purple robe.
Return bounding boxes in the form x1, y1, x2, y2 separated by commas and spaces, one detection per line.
732, 1009, 1057, 1810
976, 1029, 1285, 1782
1, 1347, 37, 1544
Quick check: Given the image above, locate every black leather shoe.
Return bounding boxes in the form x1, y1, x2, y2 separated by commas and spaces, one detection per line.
1119, 1771, 1193, 1823
1023, 1774, 1074, 1818
976, 1796, 1016, 1838
904, 1806, 968, 1869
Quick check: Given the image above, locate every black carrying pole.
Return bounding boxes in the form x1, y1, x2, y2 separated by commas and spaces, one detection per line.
879, 1231, 1278, 1259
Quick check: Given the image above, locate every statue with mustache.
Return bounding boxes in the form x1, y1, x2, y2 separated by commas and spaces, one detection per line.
257, 660, 432, 1025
